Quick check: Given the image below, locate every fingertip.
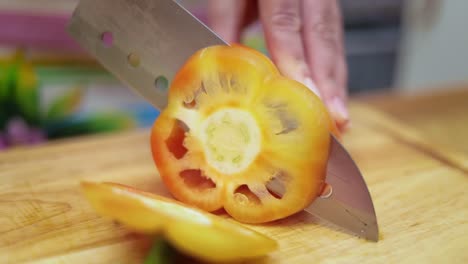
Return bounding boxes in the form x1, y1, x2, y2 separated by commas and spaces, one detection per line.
303, 77, 322, 99
302, 78, 349, 132
326, 96, 350, 132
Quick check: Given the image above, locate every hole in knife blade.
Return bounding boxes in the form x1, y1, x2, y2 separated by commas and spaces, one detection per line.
127, 53, 141, 67
319, 183, 333, 198
101, 32, 113, 47
155, 75, 169, 91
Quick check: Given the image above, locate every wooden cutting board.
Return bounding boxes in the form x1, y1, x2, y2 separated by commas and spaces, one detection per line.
0, 102, 467, 264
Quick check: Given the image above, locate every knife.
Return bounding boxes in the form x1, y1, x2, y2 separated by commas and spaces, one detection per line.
67, 0, 378, 241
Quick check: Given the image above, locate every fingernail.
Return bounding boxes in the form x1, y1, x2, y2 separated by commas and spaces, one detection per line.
328, 97, 349, 124
303, 77, 322, 98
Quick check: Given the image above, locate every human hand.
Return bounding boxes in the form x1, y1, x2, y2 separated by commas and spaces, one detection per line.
208, 0, 349, 130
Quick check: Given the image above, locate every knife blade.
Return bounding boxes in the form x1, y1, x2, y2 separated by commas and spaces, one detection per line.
67, 0, 378, 241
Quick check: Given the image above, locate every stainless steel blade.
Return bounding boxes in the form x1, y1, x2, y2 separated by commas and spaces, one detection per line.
68, 0, 378, 241
68, 0, 225, 110
305, 136, 379, 241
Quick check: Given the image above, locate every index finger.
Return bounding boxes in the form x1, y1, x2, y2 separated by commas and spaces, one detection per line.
302, 0, 348, 129
258, 0, 320, 97
208, 0, 247, 43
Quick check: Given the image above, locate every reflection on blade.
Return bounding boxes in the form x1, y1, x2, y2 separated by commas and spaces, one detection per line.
305, 136, 379, 241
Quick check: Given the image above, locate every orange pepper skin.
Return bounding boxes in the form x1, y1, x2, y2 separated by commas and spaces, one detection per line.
150, 45, 338, 224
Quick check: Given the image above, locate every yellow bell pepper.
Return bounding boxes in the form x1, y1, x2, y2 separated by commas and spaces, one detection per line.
81, 182, 277, 263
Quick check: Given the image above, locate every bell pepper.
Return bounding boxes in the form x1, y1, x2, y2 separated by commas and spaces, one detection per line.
150, 45, 338, 224
81, 182, 277, 263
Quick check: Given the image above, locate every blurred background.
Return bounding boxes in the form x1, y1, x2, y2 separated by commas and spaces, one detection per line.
0, 0, 467, 150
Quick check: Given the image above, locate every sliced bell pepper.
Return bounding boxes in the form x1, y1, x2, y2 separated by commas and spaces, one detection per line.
150, 45, 339, 224
81, 182, 277, 263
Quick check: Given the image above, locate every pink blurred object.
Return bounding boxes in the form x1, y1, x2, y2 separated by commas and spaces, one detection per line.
29, 128, 46, 144
0, 11, 84, 53
0, 133, 6, 150
6, 117, 31, 146
4, 117, 46, 148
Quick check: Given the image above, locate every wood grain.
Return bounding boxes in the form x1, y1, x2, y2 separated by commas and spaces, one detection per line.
359, 83, 468, 156
0, 102, 467, 264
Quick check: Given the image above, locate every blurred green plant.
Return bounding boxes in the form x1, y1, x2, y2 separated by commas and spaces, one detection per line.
0, 50, 136, 149
144, 237, 177, 264
45, 86, 83, 121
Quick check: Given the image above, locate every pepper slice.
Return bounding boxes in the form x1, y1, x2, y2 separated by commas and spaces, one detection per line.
81, 182, 277, 263
151, 45, 339, 224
